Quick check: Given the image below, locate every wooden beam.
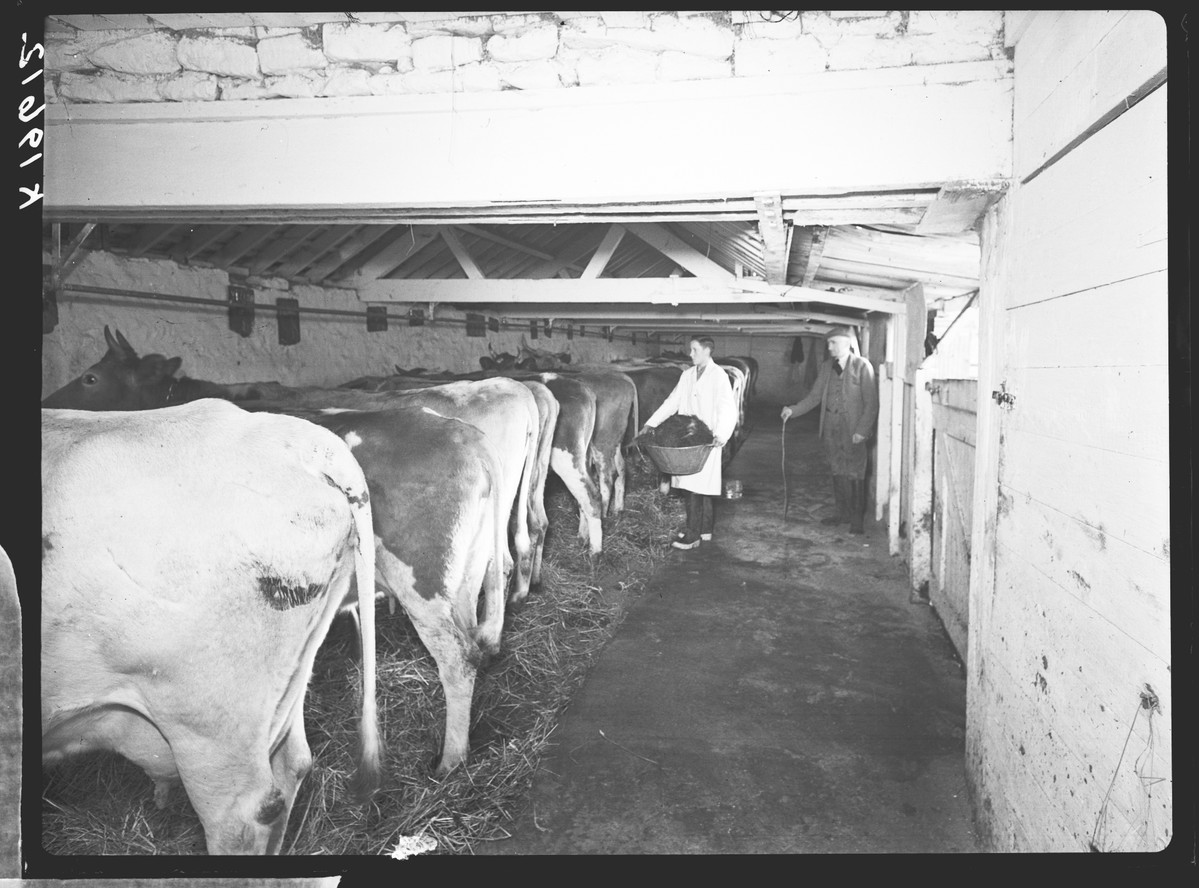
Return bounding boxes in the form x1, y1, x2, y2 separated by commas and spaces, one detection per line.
802, 226, 829, 287
440, 228, 486, 279
247, 226, 318, 276
169, 225, 229, 264
306, 225, 393, 282
208, 225, 277, 268
525, 231, 609, 279
48, 222, 96, 292
127, 223, 178, 258
358, 277, 909, 313
456, 225, 555, 261
916, 183, 1007, 235
45, 62, 1013, 217
272, 225, 356, 280
754, 193, 788, 285
580, 224, 626, 279
345, 226, 439, 282
623, 223, 735, 282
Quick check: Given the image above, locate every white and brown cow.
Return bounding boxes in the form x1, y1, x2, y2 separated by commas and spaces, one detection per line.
240, 401, 510, 774
41, 400, 380, 855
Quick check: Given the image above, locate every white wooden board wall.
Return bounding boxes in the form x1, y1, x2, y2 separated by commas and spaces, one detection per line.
929, 379, 977, 662
968, 79, 1170, 852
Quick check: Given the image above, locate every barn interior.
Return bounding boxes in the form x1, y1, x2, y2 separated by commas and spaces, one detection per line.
27, 9, 1173, 865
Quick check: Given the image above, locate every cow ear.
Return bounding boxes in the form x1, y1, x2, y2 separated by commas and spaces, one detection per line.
137, 354, 182, 383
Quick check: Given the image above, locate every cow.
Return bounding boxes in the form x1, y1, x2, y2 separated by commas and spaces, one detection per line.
515, 336, 572, 371
555, 367, 639, 516
42, 326, 231, 410
360, 367, 605, 557
328, 377, 547, 605
41, 400, 380, 854
238, 400, 510, 774
42, 333, 543, 611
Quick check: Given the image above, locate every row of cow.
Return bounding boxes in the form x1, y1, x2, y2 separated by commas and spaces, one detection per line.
39, 326, 757, 854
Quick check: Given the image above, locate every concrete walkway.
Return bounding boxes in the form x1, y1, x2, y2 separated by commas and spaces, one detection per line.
476, 407, 981, 854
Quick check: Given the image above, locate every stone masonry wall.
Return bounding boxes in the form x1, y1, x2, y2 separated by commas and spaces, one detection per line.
45, 11, 1006, 104
41, 250, 653, 398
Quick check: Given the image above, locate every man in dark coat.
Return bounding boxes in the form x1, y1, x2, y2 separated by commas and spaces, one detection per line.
780, 327, 879, 534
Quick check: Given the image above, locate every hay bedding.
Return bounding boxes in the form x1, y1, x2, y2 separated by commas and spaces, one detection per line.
40, 453, 682, 856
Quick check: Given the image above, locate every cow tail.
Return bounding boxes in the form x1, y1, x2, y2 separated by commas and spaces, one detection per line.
623, 378, 640, 451
346, 473, 382, 804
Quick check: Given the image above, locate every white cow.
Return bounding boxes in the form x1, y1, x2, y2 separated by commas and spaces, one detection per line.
41, 399, 380, 854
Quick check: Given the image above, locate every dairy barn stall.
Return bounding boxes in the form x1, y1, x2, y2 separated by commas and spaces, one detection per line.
10, 7, 1186, 880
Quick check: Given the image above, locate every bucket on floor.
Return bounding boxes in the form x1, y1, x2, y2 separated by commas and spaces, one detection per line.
724, 479, 743, 500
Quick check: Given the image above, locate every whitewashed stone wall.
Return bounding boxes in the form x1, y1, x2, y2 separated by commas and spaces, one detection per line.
46, 11, 1006, 103
41, 250, 652, 397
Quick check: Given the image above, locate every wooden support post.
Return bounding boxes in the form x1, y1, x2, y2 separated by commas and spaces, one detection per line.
908, 365, 935, 601
623, 222, 736, 282
48, 222, 96, 293
802, 225, 829, 287
753, 193, 788, 284
887, 311, 906, 556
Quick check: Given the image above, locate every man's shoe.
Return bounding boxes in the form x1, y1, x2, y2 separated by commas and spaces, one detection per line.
672, 536, 701, 550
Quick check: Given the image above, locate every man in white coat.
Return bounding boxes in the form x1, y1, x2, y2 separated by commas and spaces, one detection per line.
638, 336, 739, 549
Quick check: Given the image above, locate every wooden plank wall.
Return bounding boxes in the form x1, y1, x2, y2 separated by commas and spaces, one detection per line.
929, 379, 977, 660
967, 11, 1169, 851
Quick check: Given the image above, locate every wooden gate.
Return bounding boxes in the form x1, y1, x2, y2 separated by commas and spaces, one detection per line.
928, 379, 976, 660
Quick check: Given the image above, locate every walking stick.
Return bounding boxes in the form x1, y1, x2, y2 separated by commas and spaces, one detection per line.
781, 416, 790, 520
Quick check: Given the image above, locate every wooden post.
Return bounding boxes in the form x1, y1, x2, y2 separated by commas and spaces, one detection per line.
887, 312, 906, 555
908, 366, 935, 600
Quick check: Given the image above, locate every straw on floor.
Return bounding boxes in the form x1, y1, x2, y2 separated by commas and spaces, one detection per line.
40, 453, 683, 856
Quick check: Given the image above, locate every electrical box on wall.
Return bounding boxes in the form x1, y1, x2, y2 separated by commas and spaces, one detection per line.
276, 298, 300, 345
408, 307, 425, 327
366, 306, 388, 332
529, 320, 538, 339
466, 313, 485, 337
228, 284, 255, 337
488, 317, 500, 333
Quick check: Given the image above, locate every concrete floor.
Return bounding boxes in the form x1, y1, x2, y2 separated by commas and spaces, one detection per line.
476, 407, 981, 855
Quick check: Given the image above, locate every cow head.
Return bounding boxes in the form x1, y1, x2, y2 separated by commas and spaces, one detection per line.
42, 326, 183, 411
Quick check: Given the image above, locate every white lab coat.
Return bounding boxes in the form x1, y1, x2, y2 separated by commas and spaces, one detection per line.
645, 361, 739, 495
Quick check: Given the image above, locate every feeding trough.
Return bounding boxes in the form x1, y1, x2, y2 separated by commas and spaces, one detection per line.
640, 441, 718, 476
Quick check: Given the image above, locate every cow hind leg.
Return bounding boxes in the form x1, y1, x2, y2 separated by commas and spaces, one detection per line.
379, 546, 485, 773
551, 447, 603, 555
612, 448, 627, 514
590, 448, 613, 516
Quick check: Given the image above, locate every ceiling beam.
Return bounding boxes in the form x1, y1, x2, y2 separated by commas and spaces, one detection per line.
623, 223, 735, 281
580, 224, 627, 279
45, 62, 1013, 217
754, 193, 788, 284
440, 228, 486, 279
915, 182, 1007, 234
126, 223, 178, 258
345, 226, 439, 282
456, 225, 556, 261
169, 225, 229, 264
272, 225, 356, 279
247, 226, 317, 276
208, 225, 276, 268
525, 231, 609, 279
358, 278, 907, 313
306, 225, 394, 283
802, 225, 829, 287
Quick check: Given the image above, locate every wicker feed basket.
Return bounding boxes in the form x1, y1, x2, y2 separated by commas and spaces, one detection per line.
640, 442, 717, 476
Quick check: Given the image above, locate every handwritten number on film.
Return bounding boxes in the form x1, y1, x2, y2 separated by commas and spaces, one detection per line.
20, 32, 45, 209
